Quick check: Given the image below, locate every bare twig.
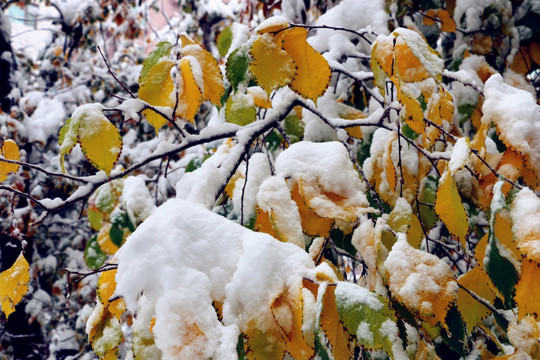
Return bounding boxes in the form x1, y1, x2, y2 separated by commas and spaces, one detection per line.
97, 46, 137, 99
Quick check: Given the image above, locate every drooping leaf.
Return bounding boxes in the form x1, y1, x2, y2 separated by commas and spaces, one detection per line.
434, 169, 469, 249
515, 259, 540, 320
87, 303, 122, 360
250, 33, 295, 95
334, 282, 397, 356
484, 236, 518, 307
0, 252, 30, 318
139, 41, 173, 84
97, 269, 126, 320
291, 182, 333, 237
281, 27, 331, 101
217, 27, 233, 58
457, 266, 498, 333
85, 235, 107, 270
138, 59, 175, 131
176, 57, 204, 122
225, 93, 257, 126
59, 117, 79, 172
0, 139, 20, 182
181, 44, 225, 105
78, 110, 122, 175
226, 48, 251, 92
319, 284, 353, 360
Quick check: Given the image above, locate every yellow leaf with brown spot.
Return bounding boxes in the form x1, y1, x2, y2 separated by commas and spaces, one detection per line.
176, 57, 203, 122
515, 259, 540, 320
435, 169, 469, 248
97, 269, 126, 320
282, 27, 331, 101
457, 266, 498, 333
436, 9, 456, 32
291, 182, 333, 237
181, 45, 224, 105
0, 139, 20, 182
320, 284, 352, 360
138, 59, 175, 131
271, 288, 314, 360
250, 33, 295, 95
0, 253, 30, 318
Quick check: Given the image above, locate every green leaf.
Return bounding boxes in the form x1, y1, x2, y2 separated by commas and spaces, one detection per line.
139, 41, 173, 84
330, 228, 356, 256
226, 48, 251, 92
485, 236, 518, 307
217, 27, 233, 58
442, 305, 465, 356
58, 117, 79, 173
88, 209, 104, 231
109, 225, 124, 248
284, 114, 304, 143
334, 282, 397, 356
236, 333, 247, 360
314, 333, 331, 360
225, 94, 256, 126
419, 175, 438, 229
402, 123, 419, 140
85, 235, 107, 270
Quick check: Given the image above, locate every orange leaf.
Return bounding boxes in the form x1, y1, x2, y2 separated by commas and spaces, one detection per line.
436, 9, 456, 32
291, 182, 333, 237
423, 10, 437, 26
515, 259, 540, 320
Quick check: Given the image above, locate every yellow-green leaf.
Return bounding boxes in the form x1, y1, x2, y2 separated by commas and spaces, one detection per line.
181, 44, 224, 105
0, 252, 30, 318
0, 139, 20, 182
176, 57, 203, 123
435, 169, 469, 248
78, 112, 122, 175
281, 27, 331, 101
225, 93, 256, 126
138, 59, 175, 131
250, 33, 295, 95
87, 303, 122, 360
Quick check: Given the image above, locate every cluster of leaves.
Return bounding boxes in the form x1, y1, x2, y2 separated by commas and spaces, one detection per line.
1, 0, 540, 359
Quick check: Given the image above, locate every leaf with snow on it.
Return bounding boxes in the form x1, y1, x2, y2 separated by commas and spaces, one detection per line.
0, 252, 30, 318
176, 56, 204, 123
181, 44, 224, 106
510, 187, 540, 262
97, 269, 126, 320
226, 47, 251, 92
448, 138, 471, 176
86, 302, 122, 360
0, 139, 20, 182
319, 284, 353, 360
254, 16, 290, 34
138, 59, 175, 131
225, 93, 256, 126
138, 41, 173, 84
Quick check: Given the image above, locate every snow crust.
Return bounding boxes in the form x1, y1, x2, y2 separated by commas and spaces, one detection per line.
482, 74, 540, 174
115, 198, 336, 358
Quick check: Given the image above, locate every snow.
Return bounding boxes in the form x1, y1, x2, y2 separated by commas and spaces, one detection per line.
122, 176, 156, 225
335, 281, 383, 311
510, 187, 540, 261
254, 16, 289, 33
115, 198, 336, 358
483, 74, 540, 174
448, 137, 471, 175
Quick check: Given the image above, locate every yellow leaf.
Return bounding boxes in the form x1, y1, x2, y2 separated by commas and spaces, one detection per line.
371, 36, 393, 80
254, 207, 281, 240
138, 59, 175, 131
291, 181, 333, 237
494, 210, 520, 263
474, 233, 489, 267
0, 253, 30, 318
87, 303, 122, 359
384, 133, 397, 194
408, 214, 424, 249
281, 27, 331, 101
97, 269, 126, 320
181, 45, 225, 105
335, 102, 365, 139
397, 84, 425, 135
78, 112, 122, 175
457, 266, 498, 333
179, 34, 195, 47
415, 340, 441, 360
515, 259, 540, 320
250, 33, 295, 95
176, 57, 204, 123
0, 139, 20, 182
436, 9, 456, 32
247, 86, 272, 108
97, 223, 119, 255
244, 321, 287, 360
255, 17, 290, 34
320, 284, 352, 360
394, 40, 431, 83
271, 288, 314, 360
435, 169, 469, 248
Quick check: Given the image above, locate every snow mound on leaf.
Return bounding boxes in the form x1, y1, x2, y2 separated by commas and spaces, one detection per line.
115, 198, 336, 359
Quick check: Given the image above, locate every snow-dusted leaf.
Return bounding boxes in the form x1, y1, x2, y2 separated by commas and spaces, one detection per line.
250, 33, 295, 95
181, 44, 224, 105
97, 223, 119, 255
59, 117, 79, 172
254, 16, 290, 34
281, 27, 331, 101
0, 252, 30, 318
291, 181, 333, 237
334, 282, 396, 356
0, 139, 20, 182
97, 269, 126, 320
320, 284, 353, 360
247, 86, 272, 109
86, 303, 122, 360
434, 169, 469, 248
510, 187, 540, 261
138, 59, 175, 131
226, 48, 251, 92
176, 57, 203, 122
448, 138, 471, 176
85, 235, 107, 270
139, 41, 173, 84
225, 93, 256, 126
78, 110, 122, 175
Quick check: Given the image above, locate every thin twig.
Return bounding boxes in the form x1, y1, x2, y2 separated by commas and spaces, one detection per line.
97, 46, 136, 99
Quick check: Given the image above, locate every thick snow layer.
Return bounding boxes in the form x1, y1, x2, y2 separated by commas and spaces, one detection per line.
482, 74, 540, 174
448, 137, 471, 175
309, 0, 388, 53
23, 97, 66, 144
510, 187, 540, 261
121, 176, 155, 226
115, 198, 336, 358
